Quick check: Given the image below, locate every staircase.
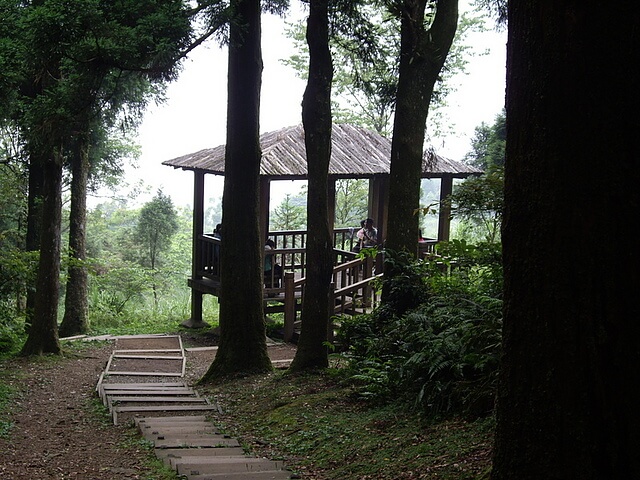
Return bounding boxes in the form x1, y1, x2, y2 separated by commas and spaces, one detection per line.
96, 334, 296, 480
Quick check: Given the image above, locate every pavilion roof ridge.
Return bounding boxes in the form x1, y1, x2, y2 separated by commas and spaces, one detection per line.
162, 123, 482, 179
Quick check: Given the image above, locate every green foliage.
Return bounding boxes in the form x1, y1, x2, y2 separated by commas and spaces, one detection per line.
90, 257, 151, 317
465, 109, 505, 171
75, 196, 215, 336
449, 170, 504, 243
204, 370, 494, 479
283, 7, 488, 136
334, 179, 368, 228
338, 241, 503, 419
0, 381, 15, 437
449, 110, 506, 243
0, 309, 22, 355
135, 189, 179, 269
270, 192, 306, 230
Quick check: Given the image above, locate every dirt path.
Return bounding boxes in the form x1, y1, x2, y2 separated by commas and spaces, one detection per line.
0, 338, 297, 479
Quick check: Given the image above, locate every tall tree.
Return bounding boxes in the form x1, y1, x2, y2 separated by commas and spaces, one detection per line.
492, 1, 640, 478
59, 134, 91, 337
136, 190, 179, 272
289, 0, 334, 371
11, 0, 191, 354
334, 179, 368, 228
201, 0, 272, 379
270, 193, 306, 230
20, 149, 64, 354
384, 0, 458, 261
465, 109, 505, 171
59, 123, 138, 337
283, 4, 480, 137
135, 190, 179, 307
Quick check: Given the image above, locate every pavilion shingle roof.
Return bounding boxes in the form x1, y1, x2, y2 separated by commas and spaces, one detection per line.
162, 124, 481, 179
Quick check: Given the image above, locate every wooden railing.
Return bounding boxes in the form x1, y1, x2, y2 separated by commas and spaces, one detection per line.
197, 234, 221, 279
281, 254, 381, 342
265, 228, 360, 252
197, 230, 436, 281
194, 230, 430, 342
196, 231, 358, 286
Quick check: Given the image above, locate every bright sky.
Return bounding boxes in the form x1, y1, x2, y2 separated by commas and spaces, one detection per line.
95, 2, 507, 210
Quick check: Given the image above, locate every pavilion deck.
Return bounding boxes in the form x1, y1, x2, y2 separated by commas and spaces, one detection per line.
189, 228, 437, 341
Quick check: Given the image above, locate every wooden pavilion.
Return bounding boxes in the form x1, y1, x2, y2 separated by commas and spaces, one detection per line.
162, 123, 481, 330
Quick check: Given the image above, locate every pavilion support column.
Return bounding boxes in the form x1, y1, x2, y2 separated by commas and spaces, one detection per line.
327, 177, 336, 237
183, 169, 209, 328
260, 176, 271, 242
438, 175, 454, 242
369, 174, 388, 244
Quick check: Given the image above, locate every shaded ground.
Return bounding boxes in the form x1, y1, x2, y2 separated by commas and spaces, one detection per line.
0, 337, 297, 480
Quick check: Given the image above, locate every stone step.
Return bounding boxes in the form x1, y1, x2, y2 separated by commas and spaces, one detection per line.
136, 415, 208, 425
155, 437, 241, 449
186, 472, 295, 480
142, 424, 219, 441
155, 447, 246, 465
152, 433, 236, 443
97, 336, 289, 479
141, 425, 219, 436
176, 458, 284, 476
103, 388, 196, 396
103, 382, 189, 389
115, 404, 216, 413
110, 396, 206, 403
113, 404, 218, 425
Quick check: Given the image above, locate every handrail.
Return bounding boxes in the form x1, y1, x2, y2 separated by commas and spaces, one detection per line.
333, 273, 383, 297
282, 254, 381, 342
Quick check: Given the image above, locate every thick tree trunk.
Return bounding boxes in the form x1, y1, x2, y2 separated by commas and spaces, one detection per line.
59, 138, 89, 337
289, 0, 334, 371
24, 149, 45, 330
492, 1, 640, 478
21, 153, 63, 355
383, 0, 457, 294
200, 0, 271, 380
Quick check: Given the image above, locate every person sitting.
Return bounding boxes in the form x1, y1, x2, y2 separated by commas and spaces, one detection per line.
352, 219, 366, 252
264, 238, 282, 289
211, 223, 222, 275
357, 218, 378, 249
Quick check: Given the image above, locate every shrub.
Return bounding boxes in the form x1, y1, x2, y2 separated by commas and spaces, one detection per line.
338, 241, 503, 419
0, 305, 22, 355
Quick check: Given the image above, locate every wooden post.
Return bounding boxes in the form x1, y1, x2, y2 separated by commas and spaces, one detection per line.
183, 170, 209, 328
328, 282, 335, 343
363, 255, 373, 308
369, 174, 388, 244
260, 176, 271, 241
328, 176, 336, 235
438, 175, 454, 242
283, 271, 295, 342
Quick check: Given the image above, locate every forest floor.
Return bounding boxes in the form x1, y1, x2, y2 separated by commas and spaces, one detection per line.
0, 334, 297, 480
0, 333, 493, 480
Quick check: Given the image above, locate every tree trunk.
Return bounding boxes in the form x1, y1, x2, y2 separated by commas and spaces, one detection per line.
59, 137, 89, 337
21, 152, 63, 355
24, 148, 45, 330
289, 0, 334, 371
491, 1, 640, 478
383, 0, 458, 299
200, 0, 271, 380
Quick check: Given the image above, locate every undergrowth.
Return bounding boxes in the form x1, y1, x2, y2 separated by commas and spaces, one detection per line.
202, 370, 494, 479
338, 241, 503, 419
0, 381, 14, 438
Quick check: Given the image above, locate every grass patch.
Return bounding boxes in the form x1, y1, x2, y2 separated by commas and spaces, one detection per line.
118, 430, 179, 480
0, 382, 15, 438
201, 369, 494, 479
